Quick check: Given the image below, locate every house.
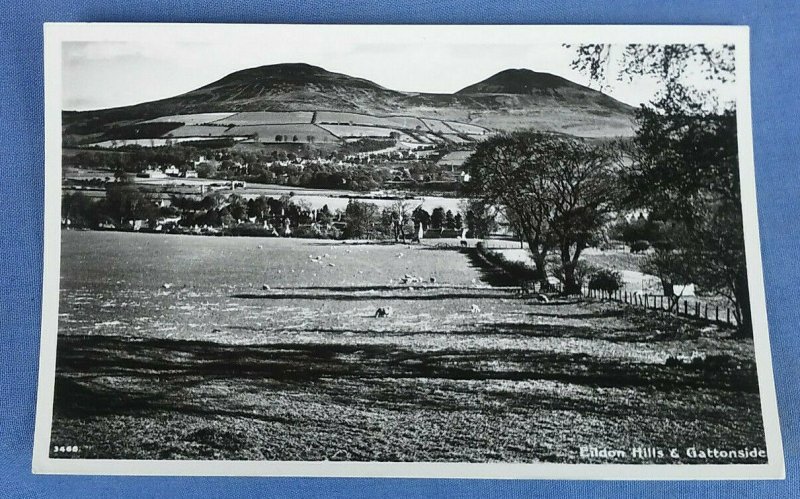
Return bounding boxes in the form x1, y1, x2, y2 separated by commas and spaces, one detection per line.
183, 170, 199, 178
164, 165, 180, 177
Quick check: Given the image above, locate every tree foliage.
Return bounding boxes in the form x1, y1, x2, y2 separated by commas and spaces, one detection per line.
464, 131, 620, 293
571, 43, 751, 333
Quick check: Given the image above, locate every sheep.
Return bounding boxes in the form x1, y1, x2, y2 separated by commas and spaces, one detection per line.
471, 304, 480, 314
374, 307, 393, 318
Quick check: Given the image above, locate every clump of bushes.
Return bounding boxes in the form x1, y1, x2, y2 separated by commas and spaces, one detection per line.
630, 240, 650, 253
588, 269, 624, 292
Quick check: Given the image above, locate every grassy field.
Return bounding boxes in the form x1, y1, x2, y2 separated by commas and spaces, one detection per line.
143, 113, 236, 125
215, 111, 315, 125
221, 124, 338, 143
51, 231, 765, 463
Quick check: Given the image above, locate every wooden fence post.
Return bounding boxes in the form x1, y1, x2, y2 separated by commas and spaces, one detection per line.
704, 304, 708, 319
727, 308, 731, 324
715, 306, 719, 321
683, 301, 688, 315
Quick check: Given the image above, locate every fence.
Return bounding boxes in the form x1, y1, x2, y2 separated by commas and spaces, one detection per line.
582, 287, 740, 328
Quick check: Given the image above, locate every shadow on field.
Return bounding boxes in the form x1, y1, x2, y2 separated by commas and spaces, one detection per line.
53, 333, 759, 420
462, 248, 520, 287
231, 292, 506, 301
525, 309, 625, 320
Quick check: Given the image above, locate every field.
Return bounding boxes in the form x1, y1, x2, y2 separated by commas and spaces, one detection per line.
221, 124, 338, 143
214, 111, 315, 125
315, 111, 428, 131
51, 231, 765, 463
143, 113, 236, 125
164, 125, 232, 138
317, 124, 415, 141
420, 118, 456, 134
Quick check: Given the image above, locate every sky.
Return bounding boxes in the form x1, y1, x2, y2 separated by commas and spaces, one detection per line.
61, 30, 736, 111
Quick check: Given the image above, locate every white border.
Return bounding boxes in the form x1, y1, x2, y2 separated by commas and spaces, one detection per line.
34, 23, 784, 479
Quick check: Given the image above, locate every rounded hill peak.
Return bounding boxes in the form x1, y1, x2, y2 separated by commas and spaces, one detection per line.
202, 63, 390, 92
456, 68, 584, 95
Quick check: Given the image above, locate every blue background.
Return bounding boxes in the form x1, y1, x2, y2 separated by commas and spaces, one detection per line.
2, 1, 799, 497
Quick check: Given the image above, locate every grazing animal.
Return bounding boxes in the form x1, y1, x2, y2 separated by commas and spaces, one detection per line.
262, 284, 271, 290
374, 307, 392, 318
430, 276, 436, 284
460, 240, 468, 248
471, 304, 480, 314
162, 283, 173, 290
534, 293, 550, 303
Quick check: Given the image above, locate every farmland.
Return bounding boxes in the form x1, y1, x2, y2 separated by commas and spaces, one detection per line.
221, 124, 338, 144
51, 231, 765, 463
84, 110, 490, 149
143, 113, 236, 125
215, 111, 315, 125
317, 124, 415, 141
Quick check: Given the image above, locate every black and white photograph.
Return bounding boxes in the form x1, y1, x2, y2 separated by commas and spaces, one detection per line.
34, 24, 783, 478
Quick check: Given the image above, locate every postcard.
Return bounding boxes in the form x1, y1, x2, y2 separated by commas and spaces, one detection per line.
33, 23, 783, 479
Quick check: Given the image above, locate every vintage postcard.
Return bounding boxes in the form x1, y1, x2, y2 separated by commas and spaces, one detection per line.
34, 23, 783, 478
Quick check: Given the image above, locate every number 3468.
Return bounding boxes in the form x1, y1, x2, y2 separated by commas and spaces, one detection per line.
52, 445, 80, 453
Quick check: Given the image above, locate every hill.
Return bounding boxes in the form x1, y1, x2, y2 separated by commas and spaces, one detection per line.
456, 68, 584, 94
63, 63, 637, 141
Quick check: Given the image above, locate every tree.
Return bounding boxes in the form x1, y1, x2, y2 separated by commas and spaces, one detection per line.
570, 43, 751, 333
444, 210, 455, 230
567, 43, 734, 113
318, 204, 333, 226
629, 109, 749, 330
461, 199, 497, 239
247, 196, 271, 221
430, 207, 445, 230
412, 206, 431, 230
384, 199, 413, 243
342, 199, 379, 239
464, 131, 619, 293
196, 161, 217, 178
104, 177, 159, 227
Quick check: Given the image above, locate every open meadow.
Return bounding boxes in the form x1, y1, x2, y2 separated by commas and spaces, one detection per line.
51, 231, 766, 463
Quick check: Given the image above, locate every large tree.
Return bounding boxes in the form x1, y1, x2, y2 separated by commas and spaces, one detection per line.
464, 131, 619, 293
570, 43, 752, 334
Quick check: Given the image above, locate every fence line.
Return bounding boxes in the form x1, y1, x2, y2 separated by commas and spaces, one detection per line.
581, 286, 739, 328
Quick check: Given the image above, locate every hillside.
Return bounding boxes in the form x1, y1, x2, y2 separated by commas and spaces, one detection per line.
63, 63, 637, 141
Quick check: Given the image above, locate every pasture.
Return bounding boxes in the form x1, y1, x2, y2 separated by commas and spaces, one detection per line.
51, 231, 765, 463
222, 124, 338, 143
317, 124, 415, 142
315, 111, 428, 131
142, 113, 236, 125
214, 111, 315, 125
